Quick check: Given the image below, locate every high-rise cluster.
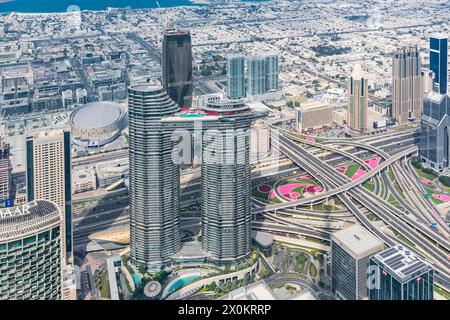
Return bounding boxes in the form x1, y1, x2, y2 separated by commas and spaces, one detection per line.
128, 84, 265, 270
420, 35, 449, 172
227, 53, 280, 100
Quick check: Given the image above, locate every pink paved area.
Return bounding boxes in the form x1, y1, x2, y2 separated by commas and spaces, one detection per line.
305, 185, 323, 193
305, 137, 315, 142
364, 157, 381, 169
278, 183, 305, 195
295, 175, 312, 180
352, 168, 367, 181
269, 191, 277, 200
421, 178, 433, 186
283, 191, 301, 200
337, 165, 347, 173
432, 194, 450, 202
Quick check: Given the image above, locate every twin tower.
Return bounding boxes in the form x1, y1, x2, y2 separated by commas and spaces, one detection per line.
128, 84, 266, 272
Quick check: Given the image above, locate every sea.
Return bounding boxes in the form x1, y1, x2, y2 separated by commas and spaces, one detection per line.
0, 0, 204, 14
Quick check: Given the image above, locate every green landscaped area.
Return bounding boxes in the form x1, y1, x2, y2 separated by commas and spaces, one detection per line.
344, 163, 360, 178
362, 181, 375, 192
294, 252, 308, 273
366, 212, 381, 221
308, 263, 317, 278
311, 203, 340, 211
99, 271, 110, 299
434, 285, 450, 300
413, 166, 438, 181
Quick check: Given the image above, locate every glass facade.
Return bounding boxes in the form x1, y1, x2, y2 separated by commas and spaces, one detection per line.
0, 200, 62, 300
420, 93, 450, 171
331, 241, 357, 300
162, 29, 193, 109
430, 36, 448, 95
368, 258, 434, 300
227, 55, 246, 99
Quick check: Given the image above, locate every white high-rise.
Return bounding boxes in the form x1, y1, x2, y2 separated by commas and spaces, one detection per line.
26, 130, 72, 263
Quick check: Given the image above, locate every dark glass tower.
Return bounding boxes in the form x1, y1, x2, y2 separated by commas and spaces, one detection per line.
368, 245, 434, 300
162, 29, 193, 109
430, 35, 448, 95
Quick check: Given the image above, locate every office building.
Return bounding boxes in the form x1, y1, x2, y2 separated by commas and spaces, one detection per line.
331, 225, 384, 300
128, 84, 181, 272
347, 64, 368, 131
247, 55, 267, 97
162, 29, 193, 109
392, 46, 422, 123
0, 139, 11, 208
419, 91, 450, 171
200, 99, 265, 265
0, 200, 63, 300
26, 130, 72, 263
430, 35, 448, 95
368, 245, 434, 300
227, 55, 246, 99
295, 99, 333, 132
265, 53, 279, 92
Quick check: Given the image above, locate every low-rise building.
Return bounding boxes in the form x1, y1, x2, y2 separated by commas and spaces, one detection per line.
73, 168, 97, 194
95, 158, 129, 188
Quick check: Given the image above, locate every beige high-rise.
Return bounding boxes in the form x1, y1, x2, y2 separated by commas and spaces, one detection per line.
392, 46, 423, 124
347, 64, 368, 131
26, 130, 72, 263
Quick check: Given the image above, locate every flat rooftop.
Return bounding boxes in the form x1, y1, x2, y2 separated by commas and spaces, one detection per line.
299, 99, 331, 111
331, 224, 384, 259
371, 244, 433, 281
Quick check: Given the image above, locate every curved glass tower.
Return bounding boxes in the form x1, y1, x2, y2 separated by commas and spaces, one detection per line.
200, 100, 264, 265
0, 200, 62, 300
128, 84, 181, 272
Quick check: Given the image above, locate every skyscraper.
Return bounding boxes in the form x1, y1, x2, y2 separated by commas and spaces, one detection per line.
227, 55, 245, 99
26, 130, 72, 263
347, 64, 368, 131
368, 245, 434, 300
430, 35, 448, 95
0, 139, 11, 208
330, 225, 384, 300
264, 53, 279, 92
128, 84, 181, 272
392, 46, 422, 123
247, 55, 267, 97
200, 99, 265, 265
162, 29, 193, 109
420, 91, 450, 171
0, 200, 63, 300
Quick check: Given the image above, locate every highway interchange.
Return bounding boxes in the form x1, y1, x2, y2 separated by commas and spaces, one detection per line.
72, 126, 450, 294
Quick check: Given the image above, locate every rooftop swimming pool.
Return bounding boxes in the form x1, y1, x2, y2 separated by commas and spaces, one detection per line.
180, 113, 205, 118
166, 274, 201, 295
